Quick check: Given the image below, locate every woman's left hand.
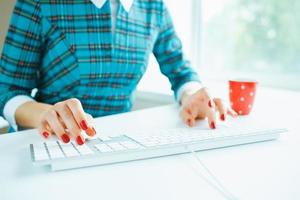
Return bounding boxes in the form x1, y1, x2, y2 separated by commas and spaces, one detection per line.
180, 88, 237, 128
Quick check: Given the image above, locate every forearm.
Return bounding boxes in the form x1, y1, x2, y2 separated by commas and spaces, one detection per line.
15, 101, 53, 128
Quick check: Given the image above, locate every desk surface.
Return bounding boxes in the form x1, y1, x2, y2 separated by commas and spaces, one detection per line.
0, 87, 300, 200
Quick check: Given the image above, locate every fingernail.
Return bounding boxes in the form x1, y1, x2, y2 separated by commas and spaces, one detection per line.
61, 134, 70, 143
221, 114, 225, 121
80, 120, 88, 130
187, 119, 192, 126
208, 100, 212, 108
86, 127, 96, 137
76, 135, 85, 145
210, 122, 216, 129
42, 131, 49, 139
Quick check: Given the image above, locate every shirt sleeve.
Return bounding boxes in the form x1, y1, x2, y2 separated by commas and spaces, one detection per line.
0, 0, 41, 120
153, 2, 201, 101
3, 95, 35, 131
176, 81, 204, 104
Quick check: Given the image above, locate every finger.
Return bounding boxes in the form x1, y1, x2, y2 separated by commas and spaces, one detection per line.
214, 98, 226, 121
45, 110, 70, 143
208, 98, 216, 109
86, 113, 96, 129
58, 115, 67, 129
85, 113, 97, 136
206, 106, 216, 129
54, 102, 85, 145
66, 98, 96, 137
227, 107, 238, 118
38, 120, 52, 139
180, 107, 196, 127
85, 113, 94, 126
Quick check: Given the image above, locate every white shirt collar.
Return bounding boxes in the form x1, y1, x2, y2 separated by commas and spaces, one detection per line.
90, 0, 133, 12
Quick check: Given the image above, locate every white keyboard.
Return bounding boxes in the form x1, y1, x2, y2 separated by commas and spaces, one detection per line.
30, 126, 287, 171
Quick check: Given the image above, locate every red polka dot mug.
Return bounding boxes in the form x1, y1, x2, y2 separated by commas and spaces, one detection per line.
229, 79, 258, 115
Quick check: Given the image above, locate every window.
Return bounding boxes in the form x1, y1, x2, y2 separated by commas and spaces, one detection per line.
139, 0, 300, 94
201, 0, 300, 90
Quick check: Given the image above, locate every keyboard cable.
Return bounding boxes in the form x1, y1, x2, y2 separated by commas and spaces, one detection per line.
185, 145, 240, 200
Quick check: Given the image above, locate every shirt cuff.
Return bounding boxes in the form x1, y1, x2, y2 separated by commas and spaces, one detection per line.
176, 81, 204, 104
3, 95, 35, 131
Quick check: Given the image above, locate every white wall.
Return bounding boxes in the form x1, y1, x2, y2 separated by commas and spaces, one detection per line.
0, 0, 15, 132
0, 0, 16, 53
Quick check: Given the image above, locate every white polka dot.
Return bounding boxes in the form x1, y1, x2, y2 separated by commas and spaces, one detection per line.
248, 104, 252, 108
240, 97, 245, 102
238, 110, 243, 114
250, 92, 254, 96
230, 89, 233, 93
230, 102, 233, 106
241, 85, 246, 90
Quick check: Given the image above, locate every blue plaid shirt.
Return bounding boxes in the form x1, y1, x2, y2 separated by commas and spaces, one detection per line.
0, 0, 200, 118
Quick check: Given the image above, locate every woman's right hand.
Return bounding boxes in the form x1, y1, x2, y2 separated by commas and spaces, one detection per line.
38, 98, 96, 145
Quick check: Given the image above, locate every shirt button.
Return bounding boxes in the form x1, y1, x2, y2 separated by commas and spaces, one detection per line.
70, 45, 75, 52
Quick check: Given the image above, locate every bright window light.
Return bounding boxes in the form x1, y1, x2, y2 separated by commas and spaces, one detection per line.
139, 0, 300, 94
201, 0, 300, 90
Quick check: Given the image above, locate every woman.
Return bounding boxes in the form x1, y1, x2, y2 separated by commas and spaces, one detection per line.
0, 0, 235, 145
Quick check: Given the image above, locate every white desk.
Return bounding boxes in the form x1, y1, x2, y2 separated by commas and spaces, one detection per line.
0, 87, 300, 200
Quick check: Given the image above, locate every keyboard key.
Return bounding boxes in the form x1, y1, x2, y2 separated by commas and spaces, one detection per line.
33, 143, 49, 161
167, 138, 181, 144
199, 133, 212, 140
143, 142, 160, 147
120, 141, 143, 149
34, 152, 50, 161
95, 144, 113, 152
97, 135, 112, 141
73, 143, 94, 155
107, 142, 126, 151
180, 137, 194, 143
46, 143, 65, 159
58, 142, 80, 157
33, 142, 46, 148
141, 139, 161, 147
58, 141, 72, 146
46, 141, 59, 147
63, 147, 80, 157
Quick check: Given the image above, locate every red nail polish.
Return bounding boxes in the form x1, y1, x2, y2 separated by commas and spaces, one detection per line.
208, 100, 212, 108
210, 122, 216, 129
221, 114, 225, 121
86, 127, 96, 137
187, 119, 193, 126
61, 134, 70, 143
42, 131, 49, 138
76, 136, 85, 145
80, 120, 88, 130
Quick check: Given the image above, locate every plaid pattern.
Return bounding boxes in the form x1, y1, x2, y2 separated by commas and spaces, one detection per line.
0, 0, 200, 118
